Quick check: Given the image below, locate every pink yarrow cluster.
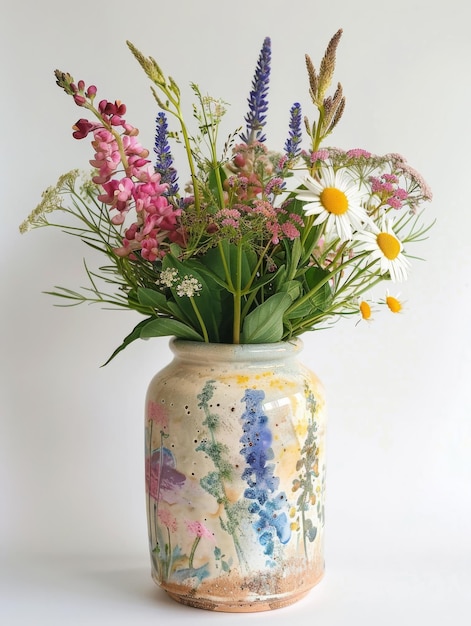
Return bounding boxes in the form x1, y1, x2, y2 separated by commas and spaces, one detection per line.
215, 200, 303, 245
369, 173, 408, 209
63, 77, 182, 261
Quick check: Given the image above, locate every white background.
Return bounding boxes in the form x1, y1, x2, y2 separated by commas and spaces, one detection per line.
1, 0, 470, 624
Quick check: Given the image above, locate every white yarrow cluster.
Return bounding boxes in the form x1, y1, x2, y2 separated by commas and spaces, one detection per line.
176, 276, 203, 298
158, 267, 179, 287
158, 269, 202, 297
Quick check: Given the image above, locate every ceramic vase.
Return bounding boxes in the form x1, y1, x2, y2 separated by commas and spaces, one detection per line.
144, 338, 326, 612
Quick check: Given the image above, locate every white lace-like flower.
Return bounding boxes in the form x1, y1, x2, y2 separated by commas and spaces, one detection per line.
158, 267, 179, 287
356, 219, 410, 282
176, 276, 202, 297
295, 168, 368, 241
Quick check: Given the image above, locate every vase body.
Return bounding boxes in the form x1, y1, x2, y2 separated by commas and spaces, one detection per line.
144, 338, 326, 612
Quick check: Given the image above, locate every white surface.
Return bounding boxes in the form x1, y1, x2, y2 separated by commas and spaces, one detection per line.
1, 552, 470, 625
1, 0, 470, 622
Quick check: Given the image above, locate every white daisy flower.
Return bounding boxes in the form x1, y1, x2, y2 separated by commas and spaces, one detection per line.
356, 219, 410, 282
295, 168, 369, 241
359, 299, 373, 321
383, 290, 404, 313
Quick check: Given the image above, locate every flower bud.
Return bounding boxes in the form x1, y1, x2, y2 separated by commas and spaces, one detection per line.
233, 154, 245, 168
73, 94, 86, 106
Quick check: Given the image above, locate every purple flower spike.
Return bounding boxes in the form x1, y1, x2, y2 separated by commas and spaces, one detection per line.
240, 37, 271, 145
154, 112, 179, 195
284, 102, 302, 159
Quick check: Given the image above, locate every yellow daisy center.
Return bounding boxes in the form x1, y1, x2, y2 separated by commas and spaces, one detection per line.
320, 187, 349, 215
386, 296, 402, 313
359, 301, 372, 320
376, 232, 401, 260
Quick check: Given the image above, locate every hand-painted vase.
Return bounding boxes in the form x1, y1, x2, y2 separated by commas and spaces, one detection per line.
144, 338, 326, 612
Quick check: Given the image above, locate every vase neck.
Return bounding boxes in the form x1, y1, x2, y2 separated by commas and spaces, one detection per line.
169, 339, 303, 364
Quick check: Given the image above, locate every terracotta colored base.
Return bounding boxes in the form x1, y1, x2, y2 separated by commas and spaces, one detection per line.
156, 570, 324, 613
165, 588, 311, 612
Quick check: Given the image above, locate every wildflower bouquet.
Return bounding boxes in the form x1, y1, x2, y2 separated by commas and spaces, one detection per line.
20, 29, 432, 362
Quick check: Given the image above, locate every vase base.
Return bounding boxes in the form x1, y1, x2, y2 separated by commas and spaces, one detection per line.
156, 570, 324, 613
165, 588, 310, 612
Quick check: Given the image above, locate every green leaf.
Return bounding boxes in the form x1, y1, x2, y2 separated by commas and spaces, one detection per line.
194, 261, 230, 290
279, 279, 302, 301
164, 299, 198, 327
137, 287, 170, 311
101, 317, 154, 366
304, 266, 333, 309
169, 242, 183, 257
285, 267, 333, 322
247, 264, 285, 294
240, 293, 292, 343
198, 246, 229, 283
140, 317, 203, 341
284, 298, 317, 320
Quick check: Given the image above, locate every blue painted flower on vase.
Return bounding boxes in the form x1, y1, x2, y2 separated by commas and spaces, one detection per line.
240, 389, 291, 563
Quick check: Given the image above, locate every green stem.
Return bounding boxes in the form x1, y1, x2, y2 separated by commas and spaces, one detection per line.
233, 295, 241, 344
209, 133, 226, 211
166, 527, 173, 579
309, 109, 325, 176
331, 259, 381, 301
200, 391, 249, 571
301, 495, 308, 559
285, 251, 369, 317
300, 214, 317, 251
152, 81, 201, 214
153, 501, 159, 561
239, 241, 272, 319
154, 432, 165, 555
232, 243, 243, 344
241, 240, 272, 294
188, 536, 201, 570
157, 99, 202, 215
148, 420, 154, 547
178, 116, 201, 214
323, 239, 347, 267
286, 271, 384, 336
189, 297, 209, 342
240, 289, 258, 321
218, 242, 234, 291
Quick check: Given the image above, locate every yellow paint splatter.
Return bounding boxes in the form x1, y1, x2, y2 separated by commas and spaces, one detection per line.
255, 372, 273, 380
236, 375, 250, 385
294, 421, 308, 437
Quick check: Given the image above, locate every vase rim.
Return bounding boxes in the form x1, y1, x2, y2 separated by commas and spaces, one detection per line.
169, 338, 304, 362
